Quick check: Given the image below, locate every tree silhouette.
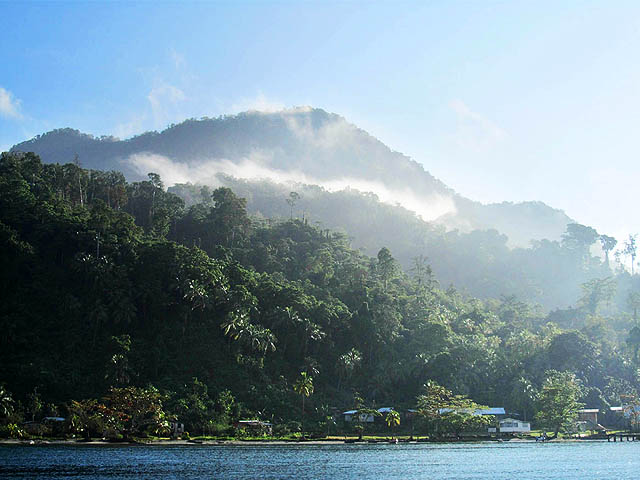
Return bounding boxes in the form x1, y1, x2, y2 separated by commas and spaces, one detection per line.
599, 234, 617, 268
286, 191, 300, 219
624, 235, 638, 275
293, 371, 314, 439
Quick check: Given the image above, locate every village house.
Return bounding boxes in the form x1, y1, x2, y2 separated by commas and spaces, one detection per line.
342, 407, 397, 423
608, 405, 640, 430
576, 408, 605, 431
488, 418, 531, 433
234, 420, 273, 435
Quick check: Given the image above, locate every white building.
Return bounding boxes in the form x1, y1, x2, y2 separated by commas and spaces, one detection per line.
488, 418, 531, 433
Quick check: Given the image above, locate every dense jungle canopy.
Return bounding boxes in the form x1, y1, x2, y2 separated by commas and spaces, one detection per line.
1, 151, 639, 437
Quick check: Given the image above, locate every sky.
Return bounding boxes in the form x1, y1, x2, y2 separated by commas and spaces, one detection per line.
0, 0, 638, 243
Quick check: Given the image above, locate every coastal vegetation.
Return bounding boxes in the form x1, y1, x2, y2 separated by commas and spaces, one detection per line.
1, 151, 640, 441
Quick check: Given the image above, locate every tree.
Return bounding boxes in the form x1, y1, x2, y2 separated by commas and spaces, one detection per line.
626, 326, 640, 363
68, 399, 105, 441
106, 334, 132, 387
286, 191, 300, 220
599, 234, 617, 268
0, 385, 14, 418
351, 406, 381, 440
376, 247, 398, 290
170, 378, 214, 435
624, 235, 638, 275
221, 311, 277, 356
535, 370, 584, 438
103, 386, 169, 439
337, 348, 362, 391
416, 381, 489, 438
621, 393, 640, 432
562, 223, 599, 265
508, 377, 536, 422
546, 331, 599, 382
385, 409, 400, 438
293, 371, 314, 439
125, 172, 183, 236
27, 388, 43, 422
208, 187, 250, 248
628, 291, 640, 323
410, 255, 436, 290
579, 277, 617, 314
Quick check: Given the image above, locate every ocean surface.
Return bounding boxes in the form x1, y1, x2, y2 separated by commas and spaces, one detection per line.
0, 441, 637, 479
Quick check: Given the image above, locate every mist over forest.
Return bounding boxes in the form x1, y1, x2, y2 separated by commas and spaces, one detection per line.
12, 108, 629, 311
2, 107, 640, 440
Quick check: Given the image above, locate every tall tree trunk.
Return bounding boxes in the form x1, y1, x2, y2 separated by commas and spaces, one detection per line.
301, 395, 305, 439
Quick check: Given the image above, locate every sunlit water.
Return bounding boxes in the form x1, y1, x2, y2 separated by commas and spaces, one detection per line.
1, 441, 638, 479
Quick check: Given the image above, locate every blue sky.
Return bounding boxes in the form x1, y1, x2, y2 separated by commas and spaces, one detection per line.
1, 0, 638, 244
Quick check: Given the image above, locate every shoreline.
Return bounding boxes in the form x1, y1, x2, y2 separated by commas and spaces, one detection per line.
0, 437, 603, 446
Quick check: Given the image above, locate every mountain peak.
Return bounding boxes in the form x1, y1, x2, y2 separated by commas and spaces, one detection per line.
11, 108, 571, 246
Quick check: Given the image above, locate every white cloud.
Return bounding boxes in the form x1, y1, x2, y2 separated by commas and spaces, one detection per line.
229, 93, 286, 114
147, 83, 187, 128
0, 87, 23, 119
450, 99, 506, 149
126, 152, 456, 222
113, 113, 147, 140
284, 111, 357, 149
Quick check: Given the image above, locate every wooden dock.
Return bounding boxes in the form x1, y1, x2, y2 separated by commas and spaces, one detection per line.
607, 432, 640, 442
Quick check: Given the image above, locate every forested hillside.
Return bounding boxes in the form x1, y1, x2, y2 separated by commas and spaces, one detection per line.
1, 152, 640, 438
11, 108, 572, 248
13, 109, 621, 310
171, 177, 626, 311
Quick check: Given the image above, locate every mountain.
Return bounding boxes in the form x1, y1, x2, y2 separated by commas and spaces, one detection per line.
11, 107, 572, 248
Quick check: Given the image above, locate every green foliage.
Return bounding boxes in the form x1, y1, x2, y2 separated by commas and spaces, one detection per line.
0, 385, 15, 419
385, 409, 400, 429
102, 386, 169, 438
1, 152, 640, 439
535, 370, 584, 437
168, 378, 215, 435
579, 277, 617, 314
416, 381, 491, 437
293, 372, 314, 436
7, 423, 26, 439
68, 399, 105, 440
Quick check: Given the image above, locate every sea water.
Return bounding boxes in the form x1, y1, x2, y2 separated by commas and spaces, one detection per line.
1, 441, 637, 479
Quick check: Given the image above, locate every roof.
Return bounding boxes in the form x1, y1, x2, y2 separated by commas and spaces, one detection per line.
578, 409, 600, 413
343, 407, 395, 415
237, 420, 272, 426
610, 405, 640, 414
438, 407, 505, 416
474, 408, 506, 416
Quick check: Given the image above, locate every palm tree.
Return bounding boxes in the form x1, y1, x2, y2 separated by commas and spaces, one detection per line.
0, 385, 14, 418
293, 372, 314, 439
337, 348, 361, 392
385, 409, 400, 439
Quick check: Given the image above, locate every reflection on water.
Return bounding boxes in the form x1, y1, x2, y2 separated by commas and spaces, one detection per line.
1, 442, 639, 479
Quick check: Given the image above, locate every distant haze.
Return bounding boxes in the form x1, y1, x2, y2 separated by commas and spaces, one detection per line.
129, 151, 456, 222
11, 108, 574, 248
